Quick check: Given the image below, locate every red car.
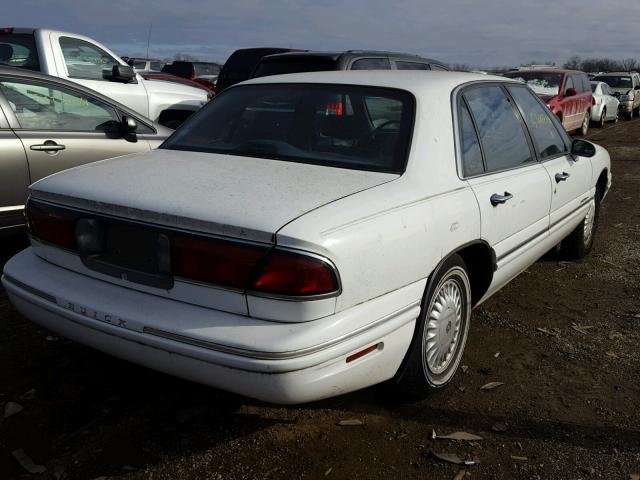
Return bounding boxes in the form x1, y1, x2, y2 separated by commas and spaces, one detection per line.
504, 69, 593, 135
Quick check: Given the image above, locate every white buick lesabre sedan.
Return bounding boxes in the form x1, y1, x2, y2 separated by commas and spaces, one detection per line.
2, 71, 611, 404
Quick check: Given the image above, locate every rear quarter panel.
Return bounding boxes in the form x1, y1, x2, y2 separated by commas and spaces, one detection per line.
277, 95, 481, 312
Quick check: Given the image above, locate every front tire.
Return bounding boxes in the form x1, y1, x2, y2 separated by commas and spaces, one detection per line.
562, 194, 600, 259
397, 254, 472, 396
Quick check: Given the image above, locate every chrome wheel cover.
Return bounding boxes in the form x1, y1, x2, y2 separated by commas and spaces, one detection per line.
424, 278, 464, 375
583, 200, 596, 246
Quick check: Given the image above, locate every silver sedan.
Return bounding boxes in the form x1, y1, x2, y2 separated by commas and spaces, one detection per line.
0, 67, 172, 235
590, 81, 619, 128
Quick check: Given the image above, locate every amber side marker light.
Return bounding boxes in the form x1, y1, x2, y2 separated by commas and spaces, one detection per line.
346, 343, 382, 363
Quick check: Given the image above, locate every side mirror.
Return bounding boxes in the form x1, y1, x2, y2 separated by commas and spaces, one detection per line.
564, 87, 577, 97
110, 64, 136, 83
121, 115, 138, 134
635, 85, 640, 91
571, 139, 596, 158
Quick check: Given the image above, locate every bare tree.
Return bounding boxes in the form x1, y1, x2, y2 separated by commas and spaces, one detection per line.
563, 55, 582, 70
620, 58, 639, 71
450, 63, 471, 72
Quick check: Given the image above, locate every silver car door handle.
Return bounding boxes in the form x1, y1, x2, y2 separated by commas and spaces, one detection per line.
555, 172, 570, 182
30, 141, 66, 152
490, 192, 513, 206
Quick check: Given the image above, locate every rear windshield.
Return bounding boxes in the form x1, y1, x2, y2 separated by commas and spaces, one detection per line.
162, 84, 415, 173
594, 75, 632, 89
0, 33, 40, 71
194, 63, 221, 76
252, 58, 338, 78
503, 72, 563, 96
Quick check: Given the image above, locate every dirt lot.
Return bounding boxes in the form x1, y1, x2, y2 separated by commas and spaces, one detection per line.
1, 119, 639, 480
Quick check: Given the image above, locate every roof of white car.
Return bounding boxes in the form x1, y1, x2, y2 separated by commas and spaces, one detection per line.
240, 70, 516, 94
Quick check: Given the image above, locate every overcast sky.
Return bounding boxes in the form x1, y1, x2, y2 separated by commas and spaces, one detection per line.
5, 0, 640, 67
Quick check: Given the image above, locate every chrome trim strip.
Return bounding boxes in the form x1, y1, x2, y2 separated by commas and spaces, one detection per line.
496, 227, 548, 263
142, 300, 420, 360
2, 275, 56, 303
3, 273, 420, 361
549, 198, 593, 231
496, 197, 593, 263
0, 205, 24, 213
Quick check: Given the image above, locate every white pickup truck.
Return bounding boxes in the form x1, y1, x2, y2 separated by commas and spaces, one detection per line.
0, 27, 210, 127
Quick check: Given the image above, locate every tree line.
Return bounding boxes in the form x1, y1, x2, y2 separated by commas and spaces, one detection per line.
563, 55, 639, 73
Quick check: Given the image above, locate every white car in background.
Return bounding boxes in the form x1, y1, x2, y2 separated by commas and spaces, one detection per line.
0, 28, 209, 128
590, 81, 619, 127
2, 72, 611, 404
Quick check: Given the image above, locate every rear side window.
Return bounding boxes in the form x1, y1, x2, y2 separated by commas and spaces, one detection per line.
59, 37, 120, 80
507, 86, 569, 159
163, 84, 415, 173
463, 85, 533, 173
351, 58, 391, 70
133, 60, 146, 70
149, 61, 164, 71
396, 61, 430, 70
0, 33, 40, 71
459, 101, 484, 176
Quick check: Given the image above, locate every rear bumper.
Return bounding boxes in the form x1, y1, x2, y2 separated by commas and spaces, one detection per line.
2, 249, 420, 404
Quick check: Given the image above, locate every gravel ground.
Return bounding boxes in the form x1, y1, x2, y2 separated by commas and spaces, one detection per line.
1, 118, 639, 480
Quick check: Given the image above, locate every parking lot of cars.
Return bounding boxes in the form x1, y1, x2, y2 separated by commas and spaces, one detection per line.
0, 115, 638, 478
1, 22, 640, 479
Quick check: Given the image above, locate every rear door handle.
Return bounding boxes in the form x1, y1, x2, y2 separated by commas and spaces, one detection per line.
30, 141, 66, 152
555, 172, 570, 182
490, 192, 513, 206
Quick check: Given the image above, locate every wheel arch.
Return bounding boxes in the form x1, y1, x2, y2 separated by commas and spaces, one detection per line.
392, 240, 495, 385
596, 168, 609, 199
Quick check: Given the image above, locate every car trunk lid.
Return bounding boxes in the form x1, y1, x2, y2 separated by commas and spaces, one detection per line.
29, 148, 397, 243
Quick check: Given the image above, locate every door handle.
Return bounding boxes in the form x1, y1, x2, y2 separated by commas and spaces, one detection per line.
30, 141, 66, 152
490, 192, 513, 206
555, 172, 570, 182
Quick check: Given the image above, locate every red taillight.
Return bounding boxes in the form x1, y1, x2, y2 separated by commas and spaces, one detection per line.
325, 102, 343, 116
26, 200, 77, 249
0, 28, 14, 34
252, 250, 339, 296
171, 234, 269, 289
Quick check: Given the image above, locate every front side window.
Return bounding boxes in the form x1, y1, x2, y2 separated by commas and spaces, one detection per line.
351, 58, 391, 70
0, 79, 119, 131
0, 34, 40, 71
163, 84, 415, 173
463, 85, 533, 172
507, 86, 568, 159
396, 61, 430, 70
564, 75, 574, 93
59, 37, 120, 80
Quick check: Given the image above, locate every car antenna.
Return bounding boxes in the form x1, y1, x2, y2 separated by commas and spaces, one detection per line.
146, 23, 153, 59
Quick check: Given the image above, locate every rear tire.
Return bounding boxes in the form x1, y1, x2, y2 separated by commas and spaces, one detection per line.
597, 108, 606, 128
580, 110, 590, 136
561, 192, 600, 259
396, 254, 471, 397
